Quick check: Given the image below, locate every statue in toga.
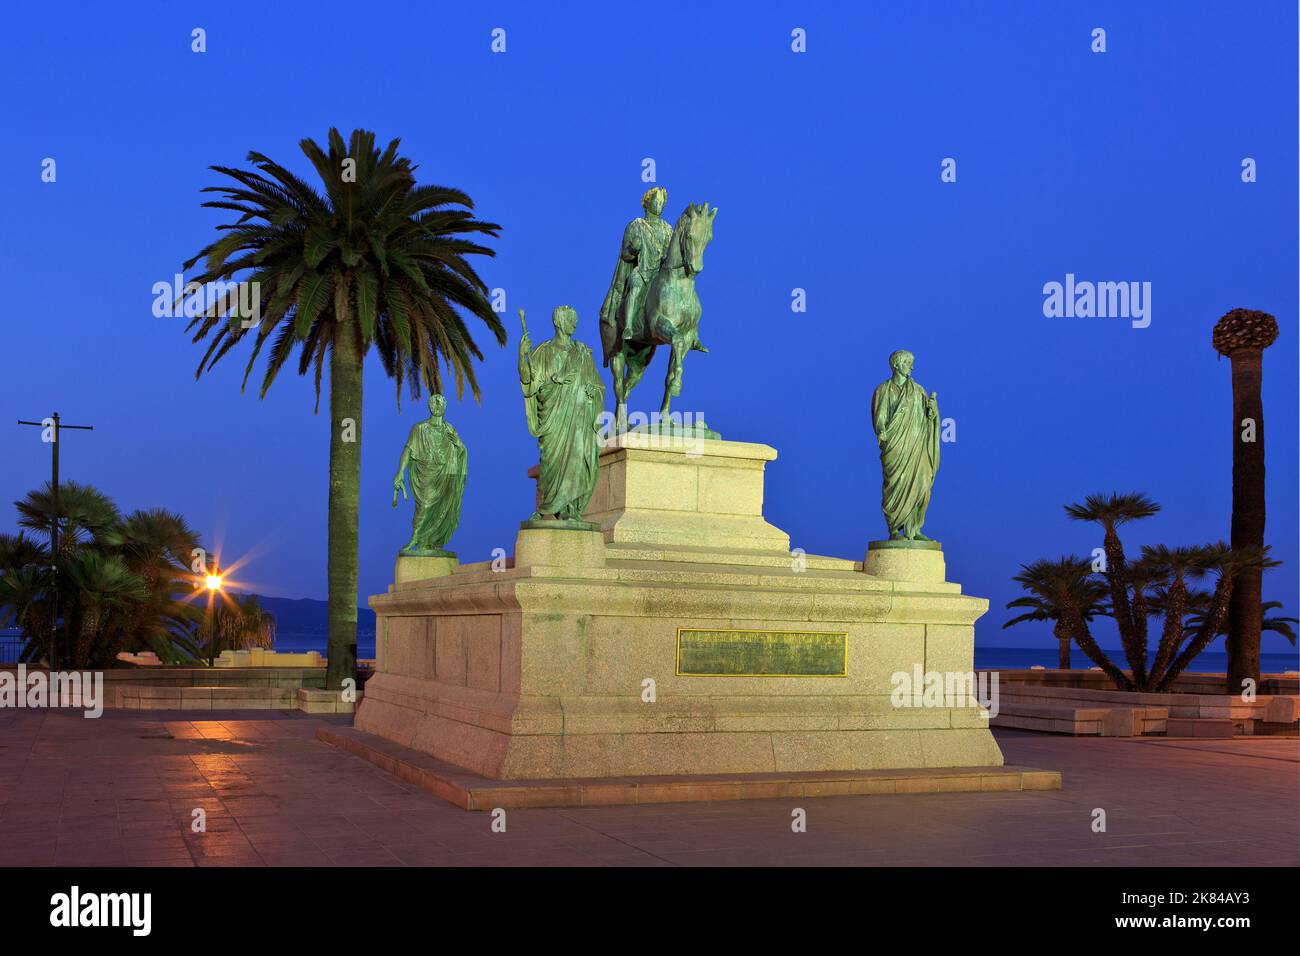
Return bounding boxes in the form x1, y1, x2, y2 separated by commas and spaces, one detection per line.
519, 306, 606, 524
392, 393, 467, 556
871, 350, 940, 541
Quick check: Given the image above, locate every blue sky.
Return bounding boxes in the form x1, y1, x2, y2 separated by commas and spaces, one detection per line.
2, 1, 1296, 657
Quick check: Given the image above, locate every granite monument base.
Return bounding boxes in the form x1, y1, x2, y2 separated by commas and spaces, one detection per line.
355, 433, 1005, 780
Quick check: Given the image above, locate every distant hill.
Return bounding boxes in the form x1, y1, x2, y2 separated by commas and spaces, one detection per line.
239, 594, 376, 636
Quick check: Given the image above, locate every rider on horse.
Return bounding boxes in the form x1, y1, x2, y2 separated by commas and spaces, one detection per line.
599, 186, 671, 365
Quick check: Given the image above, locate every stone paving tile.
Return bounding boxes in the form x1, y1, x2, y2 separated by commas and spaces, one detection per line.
0, 710, 1295, 866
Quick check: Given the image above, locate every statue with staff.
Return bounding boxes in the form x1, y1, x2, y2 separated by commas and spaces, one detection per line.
518, 306, 605, 524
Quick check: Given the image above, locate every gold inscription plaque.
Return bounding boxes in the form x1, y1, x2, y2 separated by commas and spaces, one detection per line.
675, 627, 848, 677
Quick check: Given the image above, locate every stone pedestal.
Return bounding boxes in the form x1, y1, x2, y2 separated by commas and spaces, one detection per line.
355, 435, 1003, 781
863, 540, 945, 583
394, 553, 457, 584
585, 432, 789, 551
514, 526, 605, 568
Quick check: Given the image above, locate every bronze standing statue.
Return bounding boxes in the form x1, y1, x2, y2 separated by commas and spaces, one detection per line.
871, 350, 940, 541
392, 393, 467, 555
519, 306, 605, 525
599, 188, 716, 430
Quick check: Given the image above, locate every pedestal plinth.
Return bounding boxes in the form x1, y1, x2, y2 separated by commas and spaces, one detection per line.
394, 552, 457, 584
863, 540, 945, 583
584, 431, 790, 551
355, 434, 1004, 784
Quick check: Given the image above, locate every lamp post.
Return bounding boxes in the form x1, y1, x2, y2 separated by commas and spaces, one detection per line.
16, 411, 94, 671
204, 564, 223, 666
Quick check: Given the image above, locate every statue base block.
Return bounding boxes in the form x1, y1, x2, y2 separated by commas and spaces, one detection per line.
394, 553, 457, 584
515, 526, 605, 569
519, 517, 601, 532
625, 419, 722, 441
864, 540, 946, 583
357, 435, 1006, 786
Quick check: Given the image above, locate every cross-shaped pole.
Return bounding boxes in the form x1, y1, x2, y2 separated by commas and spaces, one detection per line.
16, 412, 94, 672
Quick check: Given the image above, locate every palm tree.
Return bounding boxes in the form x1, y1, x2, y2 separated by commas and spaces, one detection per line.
16, 480, 119, 559
61, 551, 146, 667
1, 487, 211, 667
0, 546, 51, 663
1212, 307, 1279, 692
1185, 595, 1297, 648
110, 510, 206, 665
1004, 556, 1109, 669
1064, 492, 1160, 684
199, 593, 277, 665
1139, 544, 1207, 684
0, 532, 47, 571
179, 129, 504, 689
1155, 543, 1275, 690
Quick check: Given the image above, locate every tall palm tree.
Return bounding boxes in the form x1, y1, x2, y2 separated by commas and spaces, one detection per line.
1004, 556, 1109, 669
1064, 492, 1160, 684
1212, 307, 1279, 692
179, 129, 504, 689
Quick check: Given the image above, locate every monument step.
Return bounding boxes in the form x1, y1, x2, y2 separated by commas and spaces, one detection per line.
318, 725, 1061, 810
605, 541, 858, 572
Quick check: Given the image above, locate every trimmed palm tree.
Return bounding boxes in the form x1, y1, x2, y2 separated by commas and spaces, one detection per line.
179, 129, 504, 689
1064, 492, 1160, 684
1004, 556, 1109, 670
1212, 307, 1279, 692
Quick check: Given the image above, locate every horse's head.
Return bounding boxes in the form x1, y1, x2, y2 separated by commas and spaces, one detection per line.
673, 202, 716, 276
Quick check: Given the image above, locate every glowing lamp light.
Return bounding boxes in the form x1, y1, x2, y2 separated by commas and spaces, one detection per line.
205, 574, 223, 591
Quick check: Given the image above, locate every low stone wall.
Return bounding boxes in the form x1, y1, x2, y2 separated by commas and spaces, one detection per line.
985, 670, 1298, 736
993, 699, 1167, 737
98, 666, 328, 707
0, 665, 328, 709
987, 668, 1298, 696
214, 648, 326, 668
117, 684, 299, 710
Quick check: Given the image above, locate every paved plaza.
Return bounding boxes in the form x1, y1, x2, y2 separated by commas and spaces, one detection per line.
0, 709, 1295, 867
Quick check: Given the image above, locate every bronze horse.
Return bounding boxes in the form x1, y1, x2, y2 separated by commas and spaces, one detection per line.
601, 202, 716, 430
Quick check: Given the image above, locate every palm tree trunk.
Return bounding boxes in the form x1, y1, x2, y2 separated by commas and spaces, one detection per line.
1102, 530, 1146, 685
1065, 611, 1133, 690
326, 329, 363, 691
1158, 578, 1233, 691
1226, 348, 1264, 693
1054, 625, 1071, 669
1147, 576, 1186, 686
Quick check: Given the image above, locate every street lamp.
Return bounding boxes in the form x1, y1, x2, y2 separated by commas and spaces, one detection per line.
204, 564, 222, 666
